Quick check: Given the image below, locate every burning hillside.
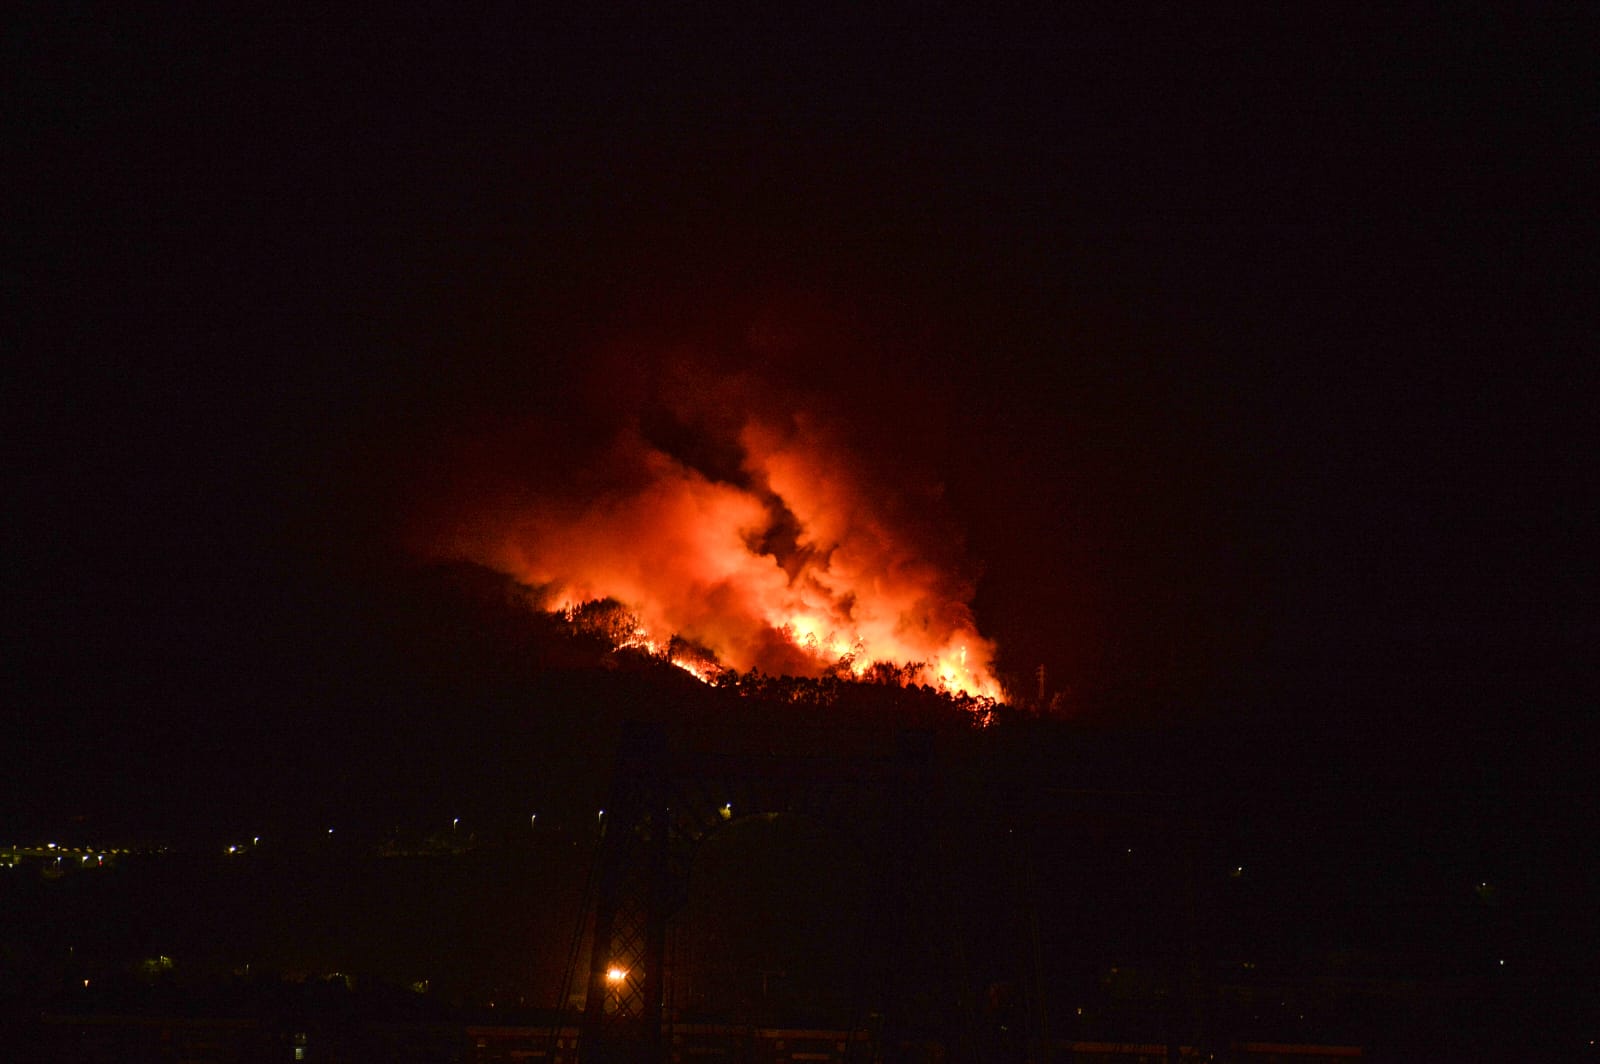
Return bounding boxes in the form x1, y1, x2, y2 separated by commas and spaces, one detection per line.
416, 344, 1005, 711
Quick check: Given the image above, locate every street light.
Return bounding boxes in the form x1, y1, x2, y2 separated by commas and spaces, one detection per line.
604, 966, 629, 1014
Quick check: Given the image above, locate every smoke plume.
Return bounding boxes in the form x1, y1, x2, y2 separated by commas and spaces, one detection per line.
415, 329, 1002, 702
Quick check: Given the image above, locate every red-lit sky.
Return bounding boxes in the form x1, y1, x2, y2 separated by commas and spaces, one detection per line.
8, 8, 1592, 831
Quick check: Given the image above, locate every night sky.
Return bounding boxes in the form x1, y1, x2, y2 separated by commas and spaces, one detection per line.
8, 7, 1593, 851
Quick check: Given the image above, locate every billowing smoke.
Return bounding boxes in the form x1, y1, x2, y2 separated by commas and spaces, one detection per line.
415, 334, 1002, 702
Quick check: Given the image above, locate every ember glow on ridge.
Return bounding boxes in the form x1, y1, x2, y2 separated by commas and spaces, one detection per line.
435, 383, 1003, 704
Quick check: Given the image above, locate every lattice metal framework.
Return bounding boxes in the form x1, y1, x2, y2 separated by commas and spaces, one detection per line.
576, 723, 934, 1064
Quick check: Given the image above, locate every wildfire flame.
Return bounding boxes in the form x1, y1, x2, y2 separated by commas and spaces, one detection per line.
424, 356, 1004, 708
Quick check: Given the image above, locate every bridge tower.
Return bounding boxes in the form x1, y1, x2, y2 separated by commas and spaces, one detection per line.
573, 721, 936, 1064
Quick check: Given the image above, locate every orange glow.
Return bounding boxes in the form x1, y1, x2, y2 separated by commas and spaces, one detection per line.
431, 378, 1005, 712
669, 656, 716, 684
606, 967, 627, 984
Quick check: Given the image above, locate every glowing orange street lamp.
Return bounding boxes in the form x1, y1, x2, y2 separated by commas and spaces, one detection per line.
602, 966, 629, 1014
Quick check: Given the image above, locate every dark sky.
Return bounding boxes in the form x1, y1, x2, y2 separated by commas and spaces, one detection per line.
7, 7, 1594, 835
